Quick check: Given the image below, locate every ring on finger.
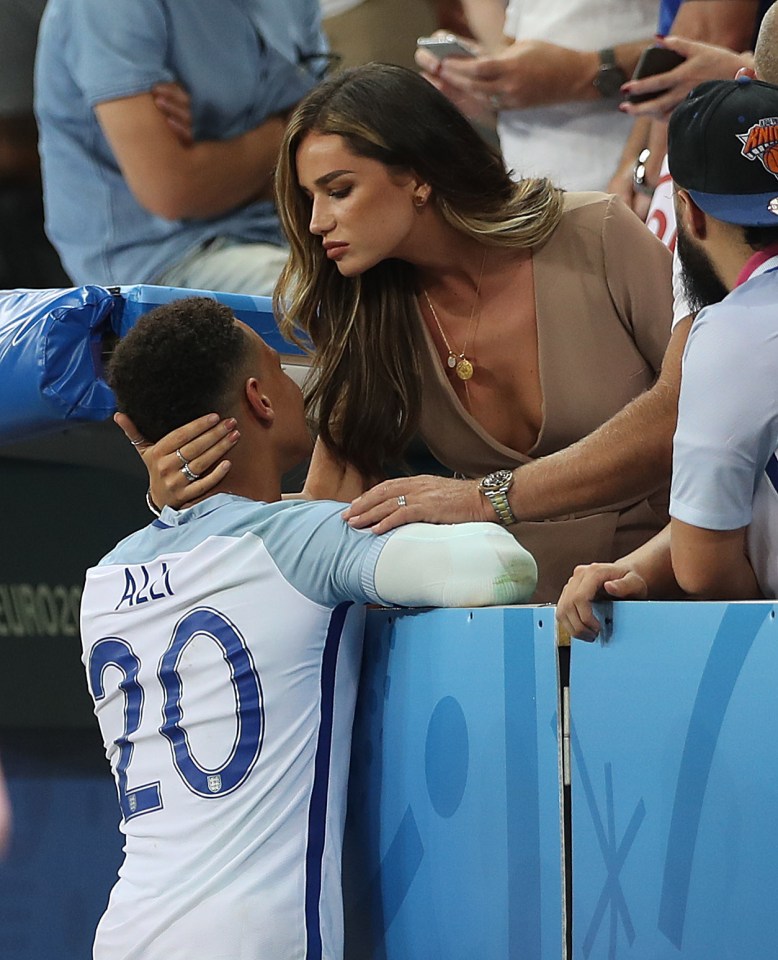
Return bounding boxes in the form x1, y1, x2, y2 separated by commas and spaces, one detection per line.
176, 447, 190, 467
129, 436, 145, 447
180, 463, 201, 483
397, 495, 407, 508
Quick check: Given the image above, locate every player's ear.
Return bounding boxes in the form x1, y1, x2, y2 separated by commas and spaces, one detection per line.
244, 377, 275, 427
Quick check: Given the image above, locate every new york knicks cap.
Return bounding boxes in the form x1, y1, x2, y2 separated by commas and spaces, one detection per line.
668, 76, 778, 227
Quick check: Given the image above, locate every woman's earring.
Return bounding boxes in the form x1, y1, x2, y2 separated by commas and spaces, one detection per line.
413, 189, 430, 209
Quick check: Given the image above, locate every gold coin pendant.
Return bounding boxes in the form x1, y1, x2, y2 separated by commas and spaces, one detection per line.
456, 358, 474, 381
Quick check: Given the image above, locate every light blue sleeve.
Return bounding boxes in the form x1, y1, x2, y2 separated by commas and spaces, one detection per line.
671, 301, 778, 530
248, 500, 395, 607
64, 0, 172, 106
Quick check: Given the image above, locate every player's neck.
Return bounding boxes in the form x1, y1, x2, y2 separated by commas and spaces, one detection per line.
214, 468, 283, 505
190, 446, 284, 506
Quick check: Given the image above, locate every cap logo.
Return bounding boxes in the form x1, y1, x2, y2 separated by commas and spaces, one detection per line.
768, 197, 778, 216
738, 117, 778, 178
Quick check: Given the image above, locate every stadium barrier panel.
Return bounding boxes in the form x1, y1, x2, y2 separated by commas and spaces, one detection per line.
343, 606, 564, 960
571, 600, 778, 960
2, 599, 778, 958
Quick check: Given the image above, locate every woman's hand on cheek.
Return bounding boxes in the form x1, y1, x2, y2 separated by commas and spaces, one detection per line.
342, 475, 490, 535
114, 411, 240, 509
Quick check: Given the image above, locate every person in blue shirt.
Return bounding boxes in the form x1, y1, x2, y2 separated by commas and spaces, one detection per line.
35, 0, 328, 295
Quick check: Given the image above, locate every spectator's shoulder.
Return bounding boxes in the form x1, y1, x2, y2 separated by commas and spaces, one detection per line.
560, 191, 613, 216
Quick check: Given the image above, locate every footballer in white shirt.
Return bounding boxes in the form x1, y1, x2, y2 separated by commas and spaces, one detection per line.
81, 297, 536, 960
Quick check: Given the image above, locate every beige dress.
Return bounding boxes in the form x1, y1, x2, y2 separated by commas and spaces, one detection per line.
418, 193, 674, 602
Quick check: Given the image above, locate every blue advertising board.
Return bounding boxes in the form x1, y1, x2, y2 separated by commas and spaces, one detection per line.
571, 601, 778, 960
344, 606, 564, 960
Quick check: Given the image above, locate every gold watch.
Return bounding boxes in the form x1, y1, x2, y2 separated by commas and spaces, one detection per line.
478, 469, 518, 526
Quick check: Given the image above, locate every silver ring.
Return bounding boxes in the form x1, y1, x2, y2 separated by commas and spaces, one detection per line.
397, 495, 407, 508
180, 463, 201, 483
129, 437, 144, 447
175, 447, 190, 467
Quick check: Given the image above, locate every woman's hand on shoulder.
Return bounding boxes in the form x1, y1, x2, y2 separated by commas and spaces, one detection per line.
114, 411, 240, 510
342, 475, 490, 535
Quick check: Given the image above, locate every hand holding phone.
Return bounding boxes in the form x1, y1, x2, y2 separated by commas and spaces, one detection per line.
625, 46, 686, 104
417, 34, 477, 60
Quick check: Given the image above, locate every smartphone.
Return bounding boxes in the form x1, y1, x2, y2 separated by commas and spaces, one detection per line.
417, 34, 476, 60
625, 46, 686, 103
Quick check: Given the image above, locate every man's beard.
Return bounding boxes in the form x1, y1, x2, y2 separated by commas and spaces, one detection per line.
676, 223, 729, 314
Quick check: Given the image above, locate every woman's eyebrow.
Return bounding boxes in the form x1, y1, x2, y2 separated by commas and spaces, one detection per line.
314, 169, 354, 186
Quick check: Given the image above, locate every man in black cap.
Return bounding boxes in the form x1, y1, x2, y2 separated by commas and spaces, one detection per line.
558, 74, 778, 638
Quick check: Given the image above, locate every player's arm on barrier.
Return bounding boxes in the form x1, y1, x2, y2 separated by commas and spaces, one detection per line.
374, 522, 537, 607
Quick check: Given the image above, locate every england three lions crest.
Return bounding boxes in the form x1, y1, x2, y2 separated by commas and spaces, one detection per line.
738, 117, 778, 177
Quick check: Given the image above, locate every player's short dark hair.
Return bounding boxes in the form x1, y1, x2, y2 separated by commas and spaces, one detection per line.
107, 297, 251, 442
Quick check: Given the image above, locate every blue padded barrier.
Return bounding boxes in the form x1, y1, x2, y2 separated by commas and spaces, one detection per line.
0, 286, 117, 443
110, 284, 308, 358
571, 600, 778, 960
344, 606, 564, 960
0, 284, 306, 445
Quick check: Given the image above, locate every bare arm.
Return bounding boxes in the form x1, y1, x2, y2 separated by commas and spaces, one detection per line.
457, 0, 510, 53
670, 519, 762, 600
620, 36, 754, 120
670, 0, 759, 49
556, 524, 680, 640
557, 512, 762, 640
344, 319, 690, 534
95, 92, 286, 221
419, 38, 650, 115
509, 316, 690, 519
609, 0, 759, 198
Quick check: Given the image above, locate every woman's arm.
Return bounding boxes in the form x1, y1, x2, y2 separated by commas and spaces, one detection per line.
344, 320, 689, 533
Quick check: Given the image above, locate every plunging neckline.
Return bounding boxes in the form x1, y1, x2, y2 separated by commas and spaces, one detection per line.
415, 251, 546, 462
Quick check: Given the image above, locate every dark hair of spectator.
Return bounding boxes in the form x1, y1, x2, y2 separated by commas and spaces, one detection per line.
107, 297, 249, 442
744, 224, 778, 250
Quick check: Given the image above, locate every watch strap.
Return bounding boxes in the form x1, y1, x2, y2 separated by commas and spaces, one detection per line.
594, 47, 627, 98
485, 488, 518, 526
479, 470, 519, 526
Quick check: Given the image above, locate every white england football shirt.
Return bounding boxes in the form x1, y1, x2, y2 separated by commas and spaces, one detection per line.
80, 494, 392, 960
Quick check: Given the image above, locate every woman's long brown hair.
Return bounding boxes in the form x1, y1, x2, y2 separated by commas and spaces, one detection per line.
274, 63, 563, 479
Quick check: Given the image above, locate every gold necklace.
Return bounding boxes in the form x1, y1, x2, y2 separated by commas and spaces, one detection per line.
423, 250, 487, 382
